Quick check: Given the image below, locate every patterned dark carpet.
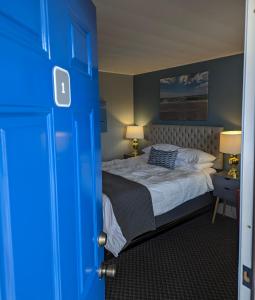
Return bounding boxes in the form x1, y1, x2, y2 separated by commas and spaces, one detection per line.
105, 213, 238, 300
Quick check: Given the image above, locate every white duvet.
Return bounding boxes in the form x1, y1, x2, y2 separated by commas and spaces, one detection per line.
102, 154, 215, 256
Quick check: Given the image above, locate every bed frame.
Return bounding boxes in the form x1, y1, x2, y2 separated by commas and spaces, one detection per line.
123, 193, 213, 253
105, 125, 224, 258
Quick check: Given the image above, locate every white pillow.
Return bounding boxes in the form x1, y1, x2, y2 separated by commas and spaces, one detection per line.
177, 148, 216, 164
175, 160, 214, 170
142, 144, 180, 154
193, 162, 214, 170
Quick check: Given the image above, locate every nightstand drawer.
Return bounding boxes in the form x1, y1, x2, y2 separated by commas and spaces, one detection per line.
213, 175, 239, 190
213, 187, 237, 202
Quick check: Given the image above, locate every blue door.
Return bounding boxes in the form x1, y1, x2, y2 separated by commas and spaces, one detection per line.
0, 1, 104, 299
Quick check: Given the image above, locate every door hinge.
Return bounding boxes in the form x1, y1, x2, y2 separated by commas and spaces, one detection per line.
243, 265, 252, 289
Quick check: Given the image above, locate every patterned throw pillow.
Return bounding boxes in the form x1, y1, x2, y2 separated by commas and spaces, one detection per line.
148, 147, 178, 169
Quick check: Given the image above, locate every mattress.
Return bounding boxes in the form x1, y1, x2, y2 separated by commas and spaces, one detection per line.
102, 154, 216, 256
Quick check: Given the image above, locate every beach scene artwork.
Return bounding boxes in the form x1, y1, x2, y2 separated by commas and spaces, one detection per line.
160, 71, 208, 120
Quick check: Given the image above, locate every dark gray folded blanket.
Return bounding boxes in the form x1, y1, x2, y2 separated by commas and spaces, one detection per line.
102, 171, 156, 245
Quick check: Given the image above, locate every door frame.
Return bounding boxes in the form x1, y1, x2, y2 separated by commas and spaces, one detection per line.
239, 0, 255, 299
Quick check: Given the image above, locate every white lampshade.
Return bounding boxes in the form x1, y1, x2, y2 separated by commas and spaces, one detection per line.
126, 125, 144, 139
220, 131, 242, 155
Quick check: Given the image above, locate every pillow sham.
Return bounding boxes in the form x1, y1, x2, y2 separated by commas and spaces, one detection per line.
177, 148, 216, 164
143, 144, 180, 154
148, 147, 178, 169
193, 162, 214, 170
175, 160, 214, 170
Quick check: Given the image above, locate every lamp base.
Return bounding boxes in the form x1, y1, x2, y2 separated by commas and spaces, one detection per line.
227, 154, 239, 179
227, 167, 239, 179
131, 138, 139, 156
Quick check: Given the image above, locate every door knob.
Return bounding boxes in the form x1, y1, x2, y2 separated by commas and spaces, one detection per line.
98, 263, 116, 279
98, 232, 107, 247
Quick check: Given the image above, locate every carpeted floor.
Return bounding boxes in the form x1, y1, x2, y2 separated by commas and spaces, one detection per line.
105, 213, 238, 300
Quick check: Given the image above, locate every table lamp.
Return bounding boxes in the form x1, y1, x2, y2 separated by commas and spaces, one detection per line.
126, 125, 144, 156
219, 131, 242, 178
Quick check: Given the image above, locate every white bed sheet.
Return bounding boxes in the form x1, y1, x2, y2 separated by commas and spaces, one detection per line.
102, 154, 215, 256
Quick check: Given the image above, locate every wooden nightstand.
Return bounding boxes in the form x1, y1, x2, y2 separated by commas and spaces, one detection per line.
212, 171, 240, 223
123, 151, 144, 159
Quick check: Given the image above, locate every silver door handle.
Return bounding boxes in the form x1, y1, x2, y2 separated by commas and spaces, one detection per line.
98, 263, 116, 279
97, 232, 107, 247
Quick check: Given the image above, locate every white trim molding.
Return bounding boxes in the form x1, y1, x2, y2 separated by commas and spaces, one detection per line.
239, 1, 255, 299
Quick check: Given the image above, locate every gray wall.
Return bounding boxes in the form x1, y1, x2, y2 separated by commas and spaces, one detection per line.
99, 72, 134, 161
134, 54, 243, 130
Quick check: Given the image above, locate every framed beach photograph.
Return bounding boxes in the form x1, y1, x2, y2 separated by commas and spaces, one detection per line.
160, 71, 209, 120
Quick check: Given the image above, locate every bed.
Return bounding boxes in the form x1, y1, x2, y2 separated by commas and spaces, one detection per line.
102, 125, 223, 257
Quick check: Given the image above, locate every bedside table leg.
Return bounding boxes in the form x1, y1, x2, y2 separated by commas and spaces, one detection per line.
212, 197, 220, 224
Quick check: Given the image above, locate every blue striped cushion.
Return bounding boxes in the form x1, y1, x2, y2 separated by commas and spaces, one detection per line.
148, 147, 178, 169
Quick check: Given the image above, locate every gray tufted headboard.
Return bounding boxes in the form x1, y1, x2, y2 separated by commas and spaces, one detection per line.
146, 125, 224, 169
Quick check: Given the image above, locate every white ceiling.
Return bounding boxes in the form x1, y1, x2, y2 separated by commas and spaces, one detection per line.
92, 0, 245, 75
